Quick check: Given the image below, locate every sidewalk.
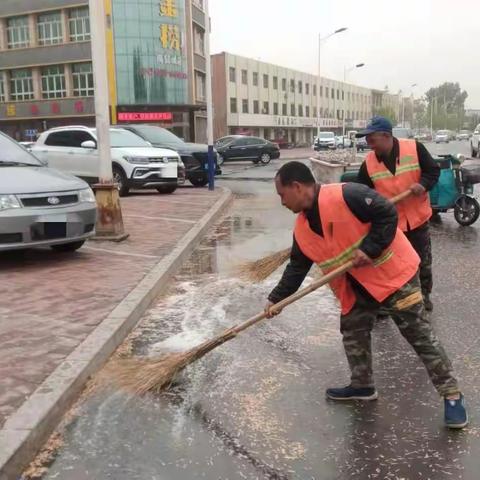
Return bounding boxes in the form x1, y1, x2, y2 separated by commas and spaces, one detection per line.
0, 186, 232, 478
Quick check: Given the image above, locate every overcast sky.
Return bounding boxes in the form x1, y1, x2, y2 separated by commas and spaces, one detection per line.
210, 0, 478, 108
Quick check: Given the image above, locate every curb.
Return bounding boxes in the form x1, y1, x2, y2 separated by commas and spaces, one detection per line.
0, 187, 233, 480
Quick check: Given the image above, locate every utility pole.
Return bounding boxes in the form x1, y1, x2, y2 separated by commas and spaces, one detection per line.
89, 0, 127, 240
204, 0, 214, 190
342, 62, 364, 138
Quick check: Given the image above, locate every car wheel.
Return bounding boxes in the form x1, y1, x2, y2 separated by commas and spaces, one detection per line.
259, 152, 271, 165
156, 184, 177, 194
217, 155, 225, 166
51, 240, 85, 252
190, 175, 209, 187
113, 166, 129, 197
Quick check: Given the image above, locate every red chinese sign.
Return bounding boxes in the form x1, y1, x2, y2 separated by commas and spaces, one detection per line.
74, 101, 85, 113
30, 105, 39, 115
51, 102, 61, 114
117, 112, 173, 122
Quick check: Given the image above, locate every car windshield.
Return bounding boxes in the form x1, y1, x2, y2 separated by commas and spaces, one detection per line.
132, 125, 185, 146
0, 133, 42, 166
319, 132, 334, 139
92, 129, 151, 148
437, 130, 448, 135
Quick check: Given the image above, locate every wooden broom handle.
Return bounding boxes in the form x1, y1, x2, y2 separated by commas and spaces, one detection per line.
229, 188, 412, 337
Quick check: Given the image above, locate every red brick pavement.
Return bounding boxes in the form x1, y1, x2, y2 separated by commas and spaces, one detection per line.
0, 187, 224, 428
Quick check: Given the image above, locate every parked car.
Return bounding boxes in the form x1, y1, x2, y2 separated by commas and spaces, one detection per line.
356, 136, 371, 151
435, 130, 450, 144
335, 135, 352, 148
392, 127, 414, 139
32, 126, 183, 196
313, 132, 336, 151
116, 124, 220, 187
471, 124, 480, 157
214, 135, 280, 164
0, 132, 96, 252
456, 130, 471, 141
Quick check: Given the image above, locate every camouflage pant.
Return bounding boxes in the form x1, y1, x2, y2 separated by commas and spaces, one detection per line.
404, 222, 433, 295
340, 273, 459, 396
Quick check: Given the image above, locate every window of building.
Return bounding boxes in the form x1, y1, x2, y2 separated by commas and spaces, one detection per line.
320, 86, 323, 97
193, 24, 205, 55
69, 7, 90, 42
253, 72, 258, 86
331, 88, 335, 99
263, 74, 269, 88
320, 107, 323, 117
290, 79, 295, 93
273, 102, 279, 115
325, 87, 329, 98
192, 0, 204, 8
242, 99, 248, 113
10, 69, 34, 101
253, 100, 259, 114
0, 75, 5, 102
298, 105, 303, 117
229, 67, 236, 83
41, 65, 66, 99
313, 107, 317, 118
290, 103, 295, 116
336, 89, 340, 100
6, 16, 30, 49
282, 78, 286, 91
298, 81, 302, 94
313, 84, 316, 96
262, 101, 269, 114
306, 83, 309, 95
195, 71, 206, 101
230, 97, 237, 113
37, 11, 63, 46
306, 106, 310, 117
241, 69, 247, 85
282, 103, 287, 115
337, 109, 341, 120
72, 62, 94, 96
273, 76, 278, 90
342, 91, 344, 101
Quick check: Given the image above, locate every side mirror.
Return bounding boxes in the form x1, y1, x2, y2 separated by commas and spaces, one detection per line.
81, 140, 96, 149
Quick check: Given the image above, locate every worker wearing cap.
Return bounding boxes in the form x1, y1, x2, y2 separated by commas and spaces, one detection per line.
264, 161, 467, 428
355, 116, 439, 311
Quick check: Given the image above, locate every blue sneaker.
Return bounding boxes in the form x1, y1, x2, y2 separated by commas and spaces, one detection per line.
444, 394, 468, 429
326, 385, 378, 401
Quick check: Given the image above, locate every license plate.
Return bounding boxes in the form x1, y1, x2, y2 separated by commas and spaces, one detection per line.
45, 223, 66, 238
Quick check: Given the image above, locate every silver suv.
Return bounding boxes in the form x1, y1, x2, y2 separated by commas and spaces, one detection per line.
0, 132, 97, 252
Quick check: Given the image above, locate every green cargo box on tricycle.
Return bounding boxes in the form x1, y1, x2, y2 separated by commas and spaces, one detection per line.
340, 154, 480, 226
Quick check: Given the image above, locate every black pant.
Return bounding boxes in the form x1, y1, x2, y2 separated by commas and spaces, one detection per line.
404, 222, 433, 295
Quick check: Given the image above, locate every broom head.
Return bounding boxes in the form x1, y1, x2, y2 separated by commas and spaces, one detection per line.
236, 247, 291, 281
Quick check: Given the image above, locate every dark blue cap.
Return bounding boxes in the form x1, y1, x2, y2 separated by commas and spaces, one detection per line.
356, 116, 393, 137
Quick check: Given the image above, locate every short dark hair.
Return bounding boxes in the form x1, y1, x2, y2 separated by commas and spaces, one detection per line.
276, 161, 316, 186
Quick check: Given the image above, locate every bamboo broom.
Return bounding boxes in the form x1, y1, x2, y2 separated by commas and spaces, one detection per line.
236, 189, 413, 282
107, 260, 354, 395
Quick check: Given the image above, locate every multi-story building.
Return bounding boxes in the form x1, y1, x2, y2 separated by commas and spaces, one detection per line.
0, 0, 207, 142
212, 52, 374, 144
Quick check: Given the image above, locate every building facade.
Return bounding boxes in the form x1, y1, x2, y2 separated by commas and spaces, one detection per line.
0, 0, 207, 142
212, 52, 374, 145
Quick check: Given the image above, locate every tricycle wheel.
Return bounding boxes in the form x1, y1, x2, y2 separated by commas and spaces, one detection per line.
454, 196, 480, 226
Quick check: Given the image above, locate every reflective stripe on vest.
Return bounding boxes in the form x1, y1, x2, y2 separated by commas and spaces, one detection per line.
365, 139, 432, 231
294, 183, 420, 315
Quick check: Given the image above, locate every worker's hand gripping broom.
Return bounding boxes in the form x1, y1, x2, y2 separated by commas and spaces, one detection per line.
237, 188, 413, 282
109, 260, 354, 395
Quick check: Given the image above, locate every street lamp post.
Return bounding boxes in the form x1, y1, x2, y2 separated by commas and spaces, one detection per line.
88, 0, 127, 241
204, 0, 214, 190
342, 62, 365, 138
316, 27, 347, 140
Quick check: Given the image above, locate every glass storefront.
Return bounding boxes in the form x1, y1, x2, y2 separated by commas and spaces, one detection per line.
111, 0, 188, 106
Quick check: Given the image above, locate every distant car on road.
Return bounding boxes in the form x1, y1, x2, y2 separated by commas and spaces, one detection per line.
214, 135, 280, 164
116, 124, 221, 187
356, 136, 371, 151
392, 127, 414, 139
32, 126, 183, 196
313, 132, 336, 151
435, 130, 450, 144
0, 131, 97, 252
471, 124, 480, 157
335, 135, 352, 148
456, 130, 471, 141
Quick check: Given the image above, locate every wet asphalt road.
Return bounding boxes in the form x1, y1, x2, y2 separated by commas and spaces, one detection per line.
39, 140, 480, 480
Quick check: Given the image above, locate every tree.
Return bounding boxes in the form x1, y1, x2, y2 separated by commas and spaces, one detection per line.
425, 82, 468, 131
373, 106, 397, 126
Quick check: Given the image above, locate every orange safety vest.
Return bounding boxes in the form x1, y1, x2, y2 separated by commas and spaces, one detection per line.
294, 184, 420, 315
365, 139, 432, 231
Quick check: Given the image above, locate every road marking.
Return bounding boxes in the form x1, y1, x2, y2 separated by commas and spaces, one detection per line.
123, 214, 196, 224
84, 246, 159, 259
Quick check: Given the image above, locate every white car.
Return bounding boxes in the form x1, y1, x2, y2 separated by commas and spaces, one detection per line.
313, 132, 336, 151
335, 135, 352, 148
471, 124, 480, 158
434, 130, 450, 144
32, 126, 183, 196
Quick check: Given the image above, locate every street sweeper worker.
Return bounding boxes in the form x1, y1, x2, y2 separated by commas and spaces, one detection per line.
264, 161, 467, 429
355, 116, 440, 311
